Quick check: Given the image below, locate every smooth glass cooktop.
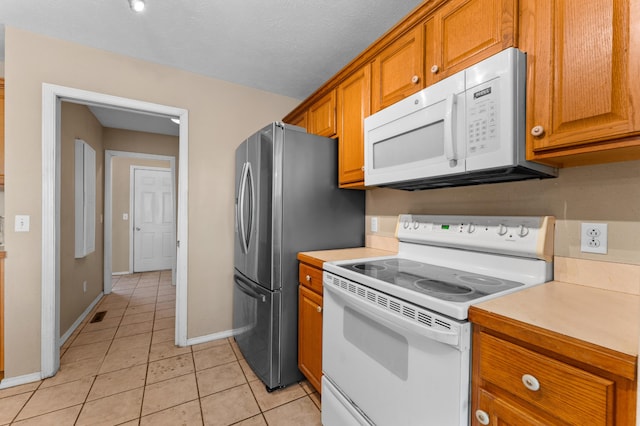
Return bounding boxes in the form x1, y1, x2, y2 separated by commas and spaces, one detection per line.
338, 258, 524, 303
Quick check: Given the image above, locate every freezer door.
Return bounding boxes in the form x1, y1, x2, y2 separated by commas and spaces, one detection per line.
232, 272, 280, 389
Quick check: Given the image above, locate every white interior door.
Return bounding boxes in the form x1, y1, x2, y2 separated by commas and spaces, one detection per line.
133, 167, 175, 272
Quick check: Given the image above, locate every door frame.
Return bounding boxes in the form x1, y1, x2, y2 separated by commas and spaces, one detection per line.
129, 165, 175, 274
42, 83, 189, 378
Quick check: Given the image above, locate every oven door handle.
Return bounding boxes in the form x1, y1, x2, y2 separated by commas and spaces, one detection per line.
325, 283, 460, 347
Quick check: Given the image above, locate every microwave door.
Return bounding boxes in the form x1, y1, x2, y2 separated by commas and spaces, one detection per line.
364, 72, 466, 187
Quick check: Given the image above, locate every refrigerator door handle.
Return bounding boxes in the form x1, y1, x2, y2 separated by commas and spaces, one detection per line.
237, 162, 249, 254
234, 275, 266, 303
245, 162, 255, 251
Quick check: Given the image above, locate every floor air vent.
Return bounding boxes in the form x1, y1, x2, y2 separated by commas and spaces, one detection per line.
90, 311, 107, 323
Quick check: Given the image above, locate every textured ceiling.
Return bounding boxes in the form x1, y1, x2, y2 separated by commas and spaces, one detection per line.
0, 0, 424, 100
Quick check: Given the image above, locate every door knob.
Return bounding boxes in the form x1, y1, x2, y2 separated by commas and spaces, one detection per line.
430, 65, 439, 74
135, 227, 141, 231
530, 125, 545, 137
316, 306, 322, 313
411, 75, 420, 84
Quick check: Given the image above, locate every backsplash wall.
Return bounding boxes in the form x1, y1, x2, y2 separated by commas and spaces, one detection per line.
366, 159, 640, 266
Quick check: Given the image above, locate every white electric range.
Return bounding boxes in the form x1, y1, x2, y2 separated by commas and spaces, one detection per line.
321, 214, 555, 426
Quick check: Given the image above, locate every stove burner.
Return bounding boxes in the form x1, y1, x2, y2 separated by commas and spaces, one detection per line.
415, 279, 473, 295
458, 275, 504, 286
353, 264, 386, 271
383, 259, 424, 268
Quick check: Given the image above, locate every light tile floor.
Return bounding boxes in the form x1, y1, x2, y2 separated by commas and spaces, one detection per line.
0, 271, 321, 425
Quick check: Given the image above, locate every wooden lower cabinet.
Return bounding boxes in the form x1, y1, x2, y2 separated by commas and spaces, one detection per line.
298, 262, 323, 393
470, 319, 637, 426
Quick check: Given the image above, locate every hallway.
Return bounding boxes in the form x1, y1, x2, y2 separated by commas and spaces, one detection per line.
0, 271, 321, 425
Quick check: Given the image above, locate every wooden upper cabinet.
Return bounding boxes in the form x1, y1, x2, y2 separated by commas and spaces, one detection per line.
287, 110, 308, 131
308, 90, 337, 137
371, 26, 425, 113
520, 0, 640, 166
425, 0, 517, 85
337, 64, 371, 187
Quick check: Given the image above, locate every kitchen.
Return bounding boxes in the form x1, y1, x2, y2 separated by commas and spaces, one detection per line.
1, 0, 640, 425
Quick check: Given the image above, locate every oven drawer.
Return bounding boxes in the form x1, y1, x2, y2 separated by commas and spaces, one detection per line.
299, 262, 323, 294
477, 332, 614, 425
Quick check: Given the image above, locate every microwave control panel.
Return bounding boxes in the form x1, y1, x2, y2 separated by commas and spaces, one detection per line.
467, 80, 499, 156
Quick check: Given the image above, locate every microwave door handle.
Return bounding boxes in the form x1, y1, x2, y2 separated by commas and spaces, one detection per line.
444, 93, 458, 167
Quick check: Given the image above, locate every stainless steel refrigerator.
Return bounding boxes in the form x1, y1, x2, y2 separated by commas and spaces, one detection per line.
233, 122, 365, 390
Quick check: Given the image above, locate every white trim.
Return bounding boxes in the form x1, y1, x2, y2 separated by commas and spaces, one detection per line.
111, 271, 130, 276
186, 329, 236, 347
59, 292, 103, 346
42, 83, 190, 379
0, 373, 43, 390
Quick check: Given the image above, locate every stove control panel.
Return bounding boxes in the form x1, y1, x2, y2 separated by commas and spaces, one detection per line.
397, 215, 555, 261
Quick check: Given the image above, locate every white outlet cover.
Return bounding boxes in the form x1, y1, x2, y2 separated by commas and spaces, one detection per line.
581, 222, 608, 254
371, 217, 378, 233
15, 215, 30, 232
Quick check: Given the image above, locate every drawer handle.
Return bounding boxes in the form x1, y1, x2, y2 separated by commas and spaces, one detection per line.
522, 374, 540, 391
475, 409, 490, 425
306, 274, 311, 282
316, 306, 322, 313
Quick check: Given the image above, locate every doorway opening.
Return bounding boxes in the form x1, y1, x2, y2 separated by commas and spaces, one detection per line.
42, 84, 189, 378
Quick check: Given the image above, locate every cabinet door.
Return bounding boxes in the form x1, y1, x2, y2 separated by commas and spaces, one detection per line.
425, 0, 517, 85
521, 0, 640, 164
308, 90, 337, 137
286, 110, 308, 131
337, 64, 371, 187
474, 389, 554, 426
371, 26, 424, 113
298, 284, 323, 393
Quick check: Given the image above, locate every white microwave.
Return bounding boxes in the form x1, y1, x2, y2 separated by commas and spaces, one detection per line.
364, 48, 557, 190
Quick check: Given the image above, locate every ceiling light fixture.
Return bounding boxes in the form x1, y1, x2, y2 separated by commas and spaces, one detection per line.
129, 0, 145, 13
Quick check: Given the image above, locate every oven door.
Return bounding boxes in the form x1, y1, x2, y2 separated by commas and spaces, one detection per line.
322, 275, 471, 426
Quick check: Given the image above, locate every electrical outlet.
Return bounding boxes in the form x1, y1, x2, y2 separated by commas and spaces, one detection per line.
371, 216, 378, 233
83, 281, 87, 293
581, 222, 608, 254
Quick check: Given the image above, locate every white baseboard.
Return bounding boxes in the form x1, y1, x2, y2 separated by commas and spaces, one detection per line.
111, 271, 130, 276
0, 372, 42, 389
59, 292, 104, 346
186, 329, 235, 347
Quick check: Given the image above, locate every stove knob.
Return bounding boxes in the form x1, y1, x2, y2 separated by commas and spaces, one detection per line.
403, 220, 410, 229
497, 224, 508, 236
467, 223, 476, 234
412, 221, 420, 230
518, 224, 529, 237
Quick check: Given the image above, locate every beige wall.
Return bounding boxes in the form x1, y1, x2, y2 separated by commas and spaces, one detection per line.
59, 102, 105, 336
111, 157, 171, 273
4, 27, 299, 377
366, 159, 640, 277
103, 127, 178, 273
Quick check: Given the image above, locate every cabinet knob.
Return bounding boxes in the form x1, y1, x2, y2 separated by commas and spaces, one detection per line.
522, 374, 540, 391
316, 306, 322, 313
475, 409, 490, 425
361, 166, 365, 171
411, 75, 420, 84
430, 65, 439, 74
530, 125, 545, 137
305, 275, 311, 282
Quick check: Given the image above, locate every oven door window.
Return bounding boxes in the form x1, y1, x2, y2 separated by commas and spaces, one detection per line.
344, 306, 408, 380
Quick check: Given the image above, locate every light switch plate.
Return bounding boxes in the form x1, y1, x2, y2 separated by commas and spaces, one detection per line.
15, 215, 30, 232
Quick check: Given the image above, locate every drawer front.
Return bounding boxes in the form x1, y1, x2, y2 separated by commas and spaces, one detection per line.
478, 332, 614, 426
299, 263, 323, 294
